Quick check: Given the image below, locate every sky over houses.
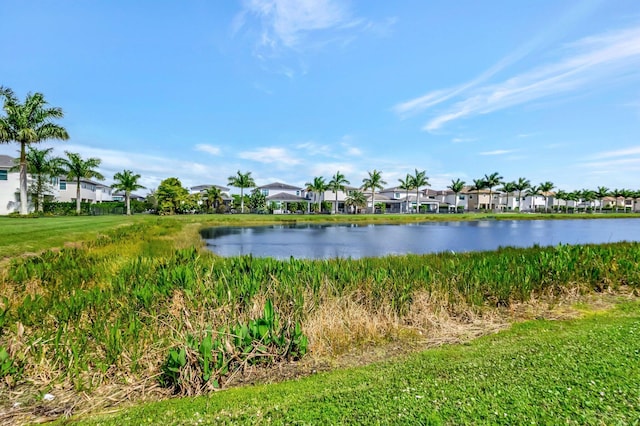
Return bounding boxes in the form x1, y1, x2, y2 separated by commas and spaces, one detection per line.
1, 0, 639, 193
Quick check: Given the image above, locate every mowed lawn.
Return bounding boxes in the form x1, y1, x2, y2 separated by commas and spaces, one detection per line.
0, 215, 148, 258
68, 303, 640, 425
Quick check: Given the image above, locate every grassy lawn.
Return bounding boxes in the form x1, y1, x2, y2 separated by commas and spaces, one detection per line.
68, 302, 640, 425
0, 215, 148, 258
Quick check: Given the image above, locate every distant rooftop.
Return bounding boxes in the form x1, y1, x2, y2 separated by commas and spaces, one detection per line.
257, 182, 301, 190
0, 155, 15, 168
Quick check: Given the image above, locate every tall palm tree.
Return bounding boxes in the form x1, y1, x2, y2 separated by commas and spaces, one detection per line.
538, 181, 555, 213
483, 172, 503, 211
304, 176, 328, 213
398, 174, 414, 214
470, 178, 486, 210
595, 186, 610, 213
498, 181, 516, 212
611, 188, 626, 213
361, 169, 386, 214
410, 169, 429, 213
580, 189, 596, 212
227, 170, 255, 213
60, 151, 104, 214
205, 186, 223, 212
13, 147, 63, 212
526, 185, 541, 212
112, 170, 146, 215
447, 178, 466, 212
514, 177, 531, 212
328, 171, 350, 214
345, 190, 367, 214
555, 190, 569, 213
0, 87, 69, 214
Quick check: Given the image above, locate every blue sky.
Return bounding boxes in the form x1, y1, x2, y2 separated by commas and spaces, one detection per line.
1, 0, 640, 194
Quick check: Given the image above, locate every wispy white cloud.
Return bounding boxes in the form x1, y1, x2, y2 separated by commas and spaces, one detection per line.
237, 0, 353, 50
395, 24, 640, 132
194, 144, 222, 156
587, 145, 640, 160
238, 146, 302, 165
479, 149, 515, 156
42, 144, 218, 191
451, 137, 476, 144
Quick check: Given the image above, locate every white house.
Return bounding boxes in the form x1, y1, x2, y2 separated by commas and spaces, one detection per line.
0, 155, 27, 215
257, 182, 309, 213
55, 178, 110, 204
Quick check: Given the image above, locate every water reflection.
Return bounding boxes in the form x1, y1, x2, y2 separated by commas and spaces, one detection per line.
200, 219, 640, 260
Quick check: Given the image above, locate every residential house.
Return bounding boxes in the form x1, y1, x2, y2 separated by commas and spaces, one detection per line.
190, 184, 233, 209
0, 155, 27, 215
322, 185, 359, 214
257, 182, 309, 213
465, 187, 501, 211
55, 178, 112, 204
112, 191, 146, 202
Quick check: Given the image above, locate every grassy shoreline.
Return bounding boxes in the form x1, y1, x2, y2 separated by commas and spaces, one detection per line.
1, 212, 639, 259
1, 214, 640, 424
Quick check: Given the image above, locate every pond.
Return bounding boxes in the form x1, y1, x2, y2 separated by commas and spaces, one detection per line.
200, 218, 640, 259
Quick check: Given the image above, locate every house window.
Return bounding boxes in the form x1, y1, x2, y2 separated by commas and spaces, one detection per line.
394, 192, 401, 199
296, 190, 300, 196
0, 170, 7, 180
60, 181, 67, 190
261, 189, 269, 196
50, 177, 59, 185
458, 195, 465, 200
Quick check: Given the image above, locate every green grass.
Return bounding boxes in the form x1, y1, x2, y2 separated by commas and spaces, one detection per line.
68, 302, 640, 425
2, 216, 640, 396
0, 215, 147, 258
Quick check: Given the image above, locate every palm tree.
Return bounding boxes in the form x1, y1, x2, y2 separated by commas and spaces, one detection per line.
514, 177, 531, 212
0, 87, 69, 214
595, 186, 610, 213
328, 171, 350, 214
361, 169, 386, 214
447, 178, 466, 212
580, 189, 596, 212
498, 181, 516, 212
227, 170, 255, 213
205, 186, 223, 212
398, 174, 414, 214
60, 151, 104, 214
410, 169, 429, 213
526, 185, 541, 212
112, 170, 146, 215
14, 147, 63, 212
555, 190, 569, 213
538, 181, 555, 213
345, 190, 367, 214
611, 188, 626, 213
483, 172, 503, 211
470, 178, 486, 211
304, 176, 328, 213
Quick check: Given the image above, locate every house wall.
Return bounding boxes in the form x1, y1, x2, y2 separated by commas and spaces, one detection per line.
57, 180, 101, 203
0, 168, 25, 215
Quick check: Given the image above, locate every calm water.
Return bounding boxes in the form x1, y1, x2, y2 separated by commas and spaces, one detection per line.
200, 218, 640, 259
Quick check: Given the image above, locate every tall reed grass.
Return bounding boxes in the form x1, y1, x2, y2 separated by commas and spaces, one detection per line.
1, 219, 639, 394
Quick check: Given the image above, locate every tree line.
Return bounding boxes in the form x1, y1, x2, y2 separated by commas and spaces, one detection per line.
3, 87, 639, 216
